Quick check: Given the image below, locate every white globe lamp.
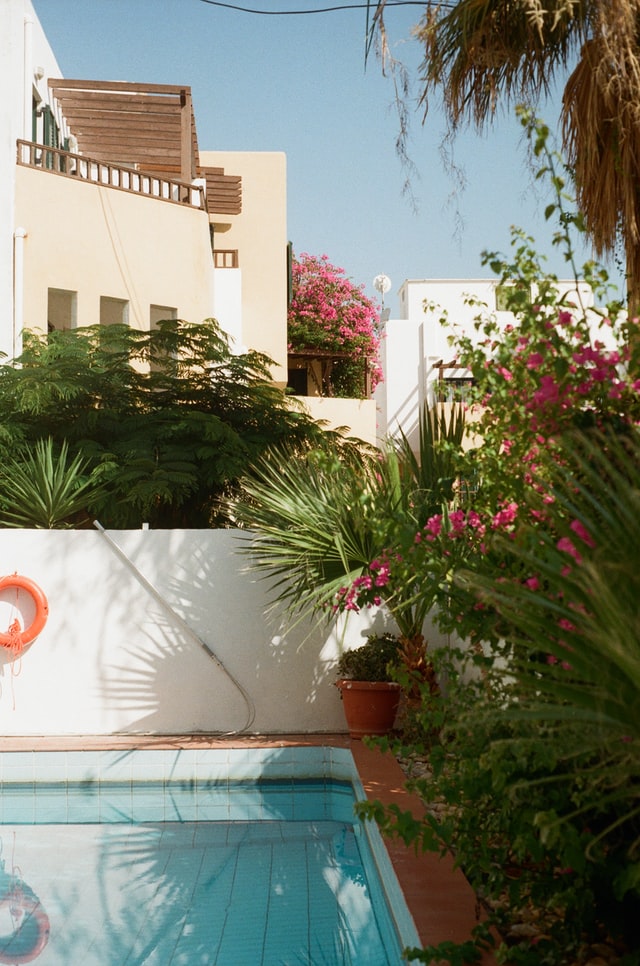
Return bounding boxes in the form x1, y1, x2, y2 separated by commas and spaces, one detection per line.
373, 274, 391, 321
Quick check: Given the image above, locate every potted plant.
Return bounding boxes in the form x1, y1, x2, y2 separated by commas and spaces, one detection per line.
335, 633, 402, 739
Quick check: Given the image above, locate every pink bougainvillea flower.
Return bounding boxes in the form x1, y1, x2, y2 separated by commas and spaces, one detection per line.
557, 537, 582, 563
449, 510, 467, 536
491, 502, 519, 529
497, 366, 513, 382
557, 618, 577, 633
424, 514, 443, 540
531, 374, 563, 410
569, 519, 595, 548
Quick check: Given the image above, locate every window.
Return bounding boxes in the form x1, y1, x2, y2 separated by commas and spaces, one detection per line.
100, 296, 129, 327
440, 377, 475, 403
287, 367, 308, 395
47, 288, 77, 331
150, 305, 177, 329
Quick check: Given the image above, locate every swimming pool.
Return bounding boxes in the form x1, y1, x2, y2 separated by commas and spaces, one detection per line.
0, 747, 420, 965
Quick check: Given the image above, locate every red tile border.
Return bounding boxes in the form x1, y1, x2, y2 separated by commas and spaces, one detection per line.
349, 739, 496, 962
0, 734, 496, 962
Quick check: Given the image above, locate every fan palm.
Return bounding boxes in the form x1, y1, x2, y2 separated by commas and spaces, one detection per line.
370, 0, 640, 309
232, 403, 466, 646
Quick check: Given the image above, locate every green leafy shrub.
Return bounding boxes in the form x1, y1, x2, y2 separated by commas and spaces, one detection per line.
352, 114, 640, 965
335, 633, 400, 681
0, 319, 322, 528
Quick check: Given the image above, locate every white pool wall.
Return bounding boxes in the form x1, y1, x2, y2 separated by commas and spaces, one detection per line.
0, 529, 413, 735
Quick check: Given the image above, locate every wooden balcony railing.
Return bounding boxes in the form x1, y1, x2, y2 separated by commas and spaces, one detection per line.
213, 249, 239, 268
17, 140, 205, 210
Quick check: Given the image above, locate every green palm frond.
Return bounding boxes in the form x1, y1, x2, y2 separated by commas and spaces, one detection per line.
234, 444, 388, 626
417, 0, 591, 127
457, 427, 640, 851
233, 403, 467, 636
393, 402, 466, 520
0, 437, 105, 529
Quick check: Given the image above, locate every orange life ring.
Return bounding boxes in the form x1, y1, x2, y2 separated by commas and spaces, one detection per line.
0, 880, 50, 963
0, 575, 49, 655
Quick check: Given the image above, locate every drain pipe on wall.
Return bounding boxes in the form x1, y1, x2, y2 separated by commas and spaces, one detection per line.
93, 521, 256, 734
13, 228, 27, 361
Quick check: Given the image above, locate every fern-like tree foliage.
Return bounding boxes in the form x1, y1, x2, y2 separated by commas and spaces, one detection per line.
0, 320, 323, 528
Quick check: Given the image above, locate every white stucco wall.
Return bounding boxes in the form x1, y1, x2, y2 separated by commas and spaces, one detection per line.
377, 277, 600, 445
212, 267, 243, 349
15, 166, 216, 332
0, 0, 64, 358
0, 529, 392, 736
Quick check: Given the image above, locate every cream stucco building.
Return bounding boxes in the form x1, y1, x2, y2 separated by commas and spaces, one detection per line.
1, 0, 376, 443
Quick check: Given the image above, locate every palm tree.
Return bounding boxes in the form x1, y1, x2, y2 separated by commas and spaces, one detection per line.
231, 404, 466, 686
370, 0, 640, 309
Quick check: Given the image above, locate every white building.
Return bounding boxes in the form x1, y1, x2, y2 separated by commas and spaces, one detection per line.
375, 276, 596, 448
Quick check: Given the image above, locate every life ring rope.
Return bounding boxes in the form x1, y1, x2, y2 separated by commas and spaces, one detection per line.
0, 575, 49, 657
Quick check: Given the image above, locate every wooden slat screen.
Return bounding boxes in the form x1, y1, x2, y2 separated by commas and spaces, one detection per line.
203, 166, 242, 216
48, 79, 199, 181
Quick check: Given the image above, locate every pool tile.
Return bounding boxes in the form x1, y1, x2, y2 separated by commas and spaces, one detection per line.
33, 750, 69, 781
64, 803, 98, 824
164, 749, 198, 781
0, 737, 497, 962
257, 759, 296, 780
194, 802, 230, 821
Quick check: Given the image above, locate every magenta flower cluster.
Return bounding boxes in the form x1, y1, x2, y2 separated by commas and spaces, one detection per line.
288, 253, 383, 391
333, 556, 392, 613
487, 308, 638, 438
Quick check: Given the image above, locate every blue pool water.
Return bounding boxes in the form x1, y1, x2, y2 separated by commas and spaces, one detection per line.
0, 748, 419, 965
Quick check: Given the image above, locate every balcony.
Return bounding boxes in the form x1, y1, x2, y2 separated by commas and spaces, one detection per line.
287, 348, 373, 399
17, 140, 205, 209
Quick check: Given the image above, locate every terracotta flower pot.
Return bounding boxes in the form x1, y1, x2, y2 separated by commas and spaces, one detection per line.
335, 680, 401, 739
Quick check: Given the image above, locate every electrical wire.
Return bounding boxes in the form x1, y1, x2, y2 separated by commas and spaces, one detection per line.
197, 1, 427, 14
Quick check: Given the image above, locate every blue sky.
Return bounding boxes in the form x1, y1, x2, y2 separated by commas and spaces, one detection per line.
32, 0, 621, 316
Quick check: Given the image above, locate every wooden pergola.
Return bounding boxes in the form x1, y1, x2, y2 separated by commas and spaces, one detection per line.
47, 79, 241, 216
48, 79, 199, 182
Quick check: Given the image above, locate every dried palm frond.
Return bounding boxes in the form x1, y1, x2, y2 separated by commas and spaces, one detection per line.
562, 2, 640, 304
415, 0, 592, 127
